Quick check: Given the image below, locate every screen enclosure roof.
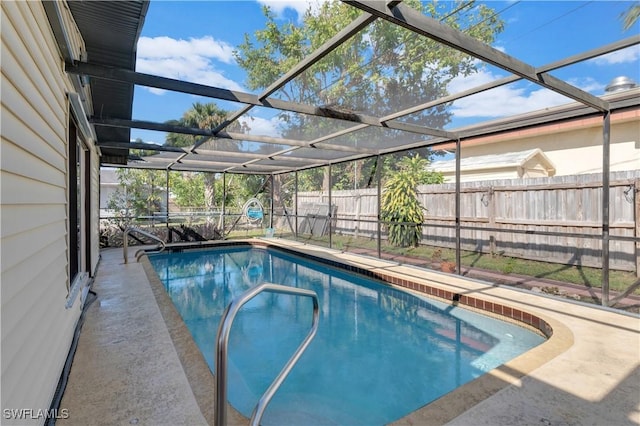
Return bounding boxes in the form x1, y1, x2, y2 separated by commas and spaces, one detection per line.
60, 0, 640, 175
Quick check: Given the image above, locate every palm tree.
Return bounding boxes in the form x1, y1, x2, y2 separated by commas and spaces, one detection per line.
165, 102, 228, 148
165, 102, 232, 219
183, 102, 228, 132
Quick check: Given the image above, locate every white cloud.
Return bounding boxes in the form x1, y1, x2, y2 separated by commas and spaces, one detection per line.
447, 67, 499, 94
130, 138, 161, 145
256, 0, 328, 21
566, 77, 603, 94
138, 36, 235, 63
590, 45, 640, 65
136, 36, 244, 94
240, 115, 285, 138
447, 68, 576, 119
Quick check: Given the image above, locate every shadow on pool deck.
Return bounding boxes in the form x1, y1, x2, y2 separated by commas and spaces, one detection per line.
57, 241, 640, 426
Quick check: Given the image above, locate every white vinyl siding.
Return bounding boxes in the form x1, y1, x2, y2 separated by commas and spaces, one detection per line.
57, 1, 85, 61
89, 151, 100, 273
1, 1, 88, 423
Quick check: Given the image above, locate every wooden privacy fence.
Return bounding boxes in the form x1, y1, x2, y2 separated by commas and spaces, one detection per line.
297, 171, 640, 273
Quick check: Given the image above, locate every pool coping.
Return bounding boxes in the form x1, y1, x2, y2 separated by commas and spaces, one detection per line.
138, 238, 577, 425
140, 255, 248, 426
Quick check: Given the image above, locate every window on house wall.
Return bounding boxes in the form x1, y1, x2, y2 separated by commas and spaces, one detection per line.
68, 119, 80, 288
68, 116, 90, 289
84, 149, 91, 273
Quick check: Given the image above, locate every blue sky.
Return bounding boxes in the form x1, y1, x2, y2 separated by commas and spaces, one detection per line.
131, 1, 640, 144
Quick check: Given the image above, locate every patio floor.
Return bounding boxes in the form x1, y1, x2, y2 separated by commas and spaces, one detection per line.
58, 240, 640, 425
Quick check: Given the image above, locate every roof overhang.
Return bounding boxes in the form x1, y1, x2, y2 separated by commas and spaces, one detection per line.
45, 0, 150, 165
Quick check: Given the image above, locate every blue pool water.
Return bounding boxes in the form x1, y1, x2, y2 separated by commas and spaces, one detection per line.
149, 246, 545, 425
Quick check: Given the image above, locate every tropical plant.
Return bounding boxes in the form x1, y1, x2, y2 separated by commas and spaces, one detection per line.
380, 155, 443, 247
380, 173, 423, 247
165, 102, 229, 148
165, 102, 238, 218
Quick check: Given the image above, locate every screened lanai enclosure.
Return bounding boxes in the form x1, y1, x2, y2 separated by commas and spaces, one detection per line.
85, 1, 640, 311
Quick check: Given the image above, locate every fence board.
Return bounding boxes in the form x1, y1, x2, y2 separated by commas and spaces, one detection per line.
297, 171, 639, 272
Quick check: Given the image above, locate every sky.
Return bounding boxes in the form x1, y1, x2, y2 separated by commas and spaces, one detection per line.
130, 0, 640, 145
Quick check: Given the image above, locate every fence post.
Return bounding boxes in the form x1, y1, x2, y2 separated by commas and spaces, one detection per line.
355, 193, 361, 239
455, 138, 461, 274
635, 179, 639, 277
328, 164, 332, 248
376, 155, 382, 259
488, 186, 496, 256
601, 111, 611, 306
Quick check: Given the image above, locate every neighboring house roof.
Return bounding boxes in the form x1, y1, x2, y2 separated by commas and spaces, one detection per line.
438, 88, 640, 152
460, 87, 639, 137
428, 148, 556, 175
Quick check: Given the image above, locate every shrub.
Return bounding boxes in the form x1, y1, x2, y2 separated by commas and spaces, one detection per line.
380, 171, 424, 247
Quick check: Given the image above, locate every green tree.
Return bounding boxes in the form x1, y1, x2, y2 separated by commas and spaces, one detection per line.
395, 153, 445, 186
107, 168, 165, 227
169, 172, 205, 209
234, 1, 504, 190
621, 4, 640, 29
380, 155, 443, 247
165, 102, 230, 148
166, 102, 238, 219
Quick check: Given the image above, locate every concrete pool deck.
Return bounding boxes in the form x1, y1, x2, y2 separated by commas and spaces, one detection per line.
58, 240, 640, 425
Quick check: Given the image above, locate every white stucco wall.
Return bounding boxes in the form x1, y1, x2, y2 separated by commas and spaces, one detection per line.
439, 168, 520, 182
459, 112, 640, 176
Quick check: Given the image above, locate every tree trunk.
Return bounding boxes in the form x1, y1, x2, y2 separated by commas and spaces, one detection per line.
323, 167, 330, 193
204, 172, 216, 224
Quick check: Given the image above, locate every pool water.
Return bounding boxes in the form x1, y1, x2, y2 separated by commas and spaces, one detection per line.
149, 247, 544, 425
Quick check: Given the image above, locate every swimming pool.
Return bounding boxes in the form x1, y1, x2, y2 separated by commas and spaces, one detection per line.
149, 245, 545, 425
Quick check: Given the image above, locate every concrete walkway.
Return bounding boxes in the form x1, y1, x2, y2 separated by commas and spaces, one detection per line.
58, 248, 210, 426
57, 241, 640, 426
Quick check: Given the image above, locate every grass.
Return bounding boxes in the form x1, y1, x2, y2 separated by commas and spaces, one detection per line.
226, 228, 265, 239
277, 232, 638, 294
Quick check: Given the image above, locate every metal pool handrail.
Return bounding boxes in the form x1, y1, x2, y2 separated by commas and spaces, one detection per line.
123, 227, 166, 263
214, 283, 320, 426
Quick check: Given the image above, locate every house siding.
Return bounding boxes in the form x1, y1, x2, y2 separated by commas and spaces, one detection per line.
91, 154, 100, 273
1, 1, 91, 423
440, 167, 520, 182
457, 112, 640, 176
